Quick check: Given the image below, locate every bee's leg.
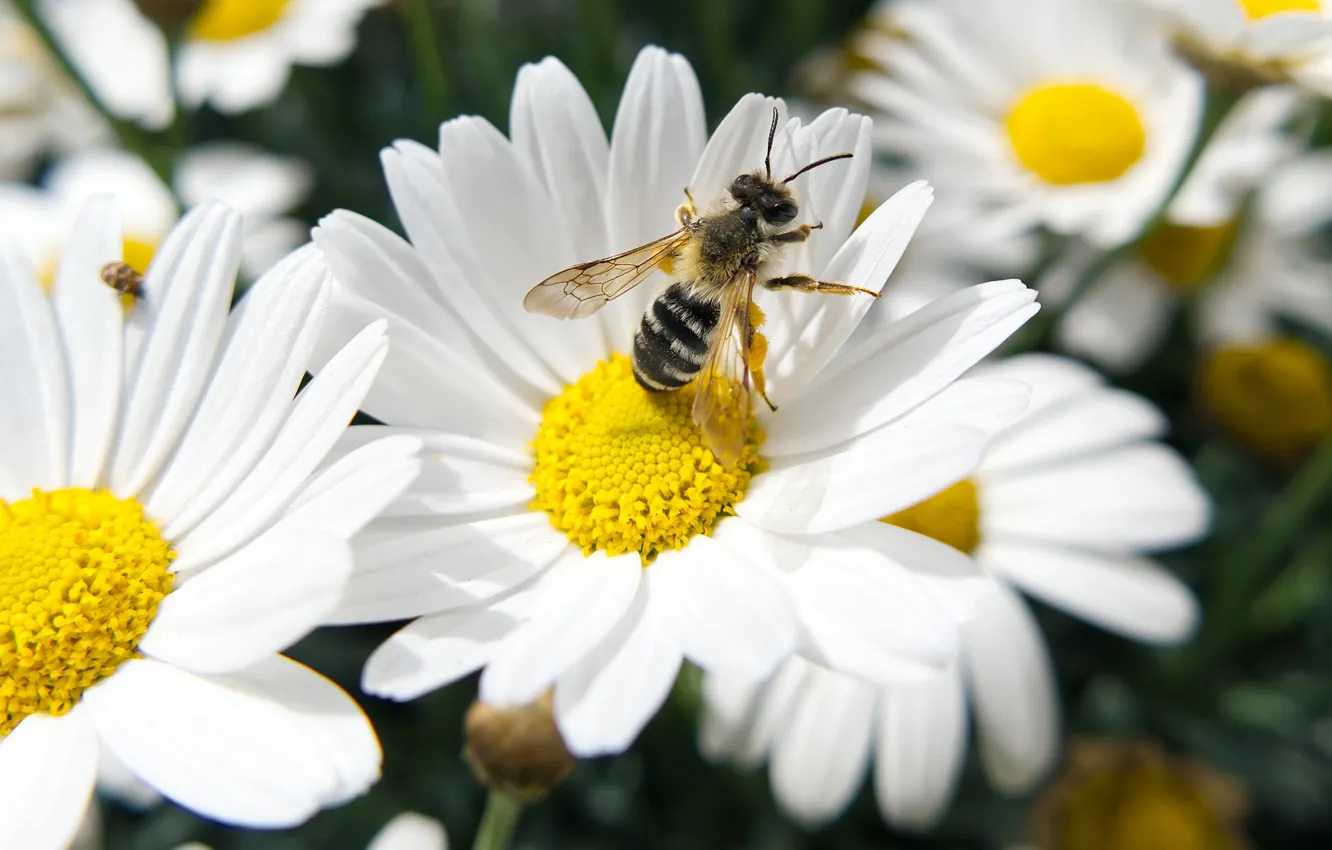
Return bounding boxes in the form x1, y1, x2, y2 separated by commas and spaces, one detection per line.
676, 187, 698, 226
763, 273, 880, 298
765, 222, 824, 245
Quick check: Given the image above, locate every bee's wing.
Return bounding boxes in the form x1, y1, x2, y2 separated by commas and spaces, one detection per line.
692, 268, 758, 467
523, 228, 691, 319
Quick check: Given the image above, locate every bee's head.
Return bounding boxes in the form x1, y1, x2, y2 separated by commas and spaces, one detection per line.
729, 172, 798, 225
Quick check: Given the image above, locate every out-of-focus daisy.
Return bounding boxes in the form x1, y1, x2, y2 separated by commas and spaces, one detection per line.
1135, 0, 1332, 96
1050, 86, 1313, 373
42, 0, 385, 120
846, 0, 1203, 247
0, 0, 106, 178
0, 199, 419, 850
701, 354, 1210, 830
0, 143, 311, 283
312, 46, 1040, 758
1028, 738, 1249, 850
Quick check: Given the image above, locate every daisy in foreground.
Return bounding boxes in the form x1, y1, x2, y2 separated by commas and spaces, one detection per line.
701, 354, 1211, 830
312, 46, 1040, 757
43, 0, 385, 120
846, 0, 1203, 247
0, 199, 420, 850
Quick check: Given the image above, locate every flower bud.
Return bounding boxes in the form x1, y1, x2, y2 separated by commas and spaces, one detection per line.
464, 693, 575, 803
132, 0, 205, 33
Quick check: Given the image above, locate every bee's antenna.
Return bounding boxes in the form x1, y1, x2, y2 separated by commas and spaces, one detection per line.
764, 106, 779, 181
781, 152, 854, 184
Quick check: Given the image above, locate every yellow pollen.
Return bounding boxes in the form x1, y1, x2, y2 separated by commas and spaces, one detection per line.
0, 488, 174, 737
879, 479, 981, 555
1006, 83, 1146, 186
190, 0, 290, 41
529, 355, 762, 563
1200, 338, 1332, 457
1238, 0, 1320, 20
1059, 765, 1230, 850
1138, 220, 1239, 293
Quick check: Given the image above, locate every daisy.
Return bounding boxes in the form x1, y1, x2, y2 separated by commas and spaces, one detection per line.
701, 353, 1211, 830
0, 143, 312, 283
311, 46, 1041, 758
1133, 0, 1332, 96
0, 0, 106, 178
845, 0, 1204, 247
1049, 86, 1313, 373
42, 0, 385, 120
0, 199, 420, 850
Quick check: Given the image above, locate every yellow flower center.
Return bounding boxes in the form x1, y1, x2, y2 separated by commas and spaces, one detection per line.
1238, 0, 1320, 20
879, 479, 981, 555
1006, 83, 1146, 186
1060, 766, 1230, 850
190, 0, 290, 41
1137, 220, 1239, 294
529, 355, 762, 563
0, 489, 174, 737
1200, 338, 1332, 457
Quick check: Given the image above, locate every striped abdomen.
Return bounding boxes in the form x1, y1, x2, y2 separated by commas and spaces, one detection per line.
632, 282, 720, 392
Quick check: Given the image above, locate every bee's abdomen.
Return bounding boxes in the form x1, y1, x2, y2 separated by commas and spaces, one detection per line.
633, 282, 720, 392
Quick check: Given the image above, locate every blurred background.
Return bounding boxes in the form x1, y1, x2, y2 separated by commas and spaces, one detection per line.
5, 0, 1332, 848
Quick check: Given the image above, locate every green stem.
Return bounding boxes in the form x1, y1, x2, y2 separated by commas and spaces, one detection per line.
472, 791, 523, 850
12, 0, 174, 187
406, 0, 448, 128
1012, 88, 1241, 352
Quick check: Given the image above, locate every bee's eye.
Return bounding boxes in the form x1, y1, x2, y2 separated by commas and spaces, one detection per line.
765, 200, 797, 224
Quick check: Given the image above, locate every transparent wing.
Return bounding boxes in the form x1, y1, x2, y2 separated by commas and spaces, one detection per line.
523, 228, 692, 319
692, 268, 757, 467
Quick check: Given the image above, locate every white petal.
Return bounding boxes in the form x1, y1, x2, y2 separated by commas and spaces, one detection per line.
769, 181, 934, 400
702, 659, 808, 766
719, 522, 957, 681
147, 246, 330, 537
768, 663, 875, 826
648, 531, 797, 681
1055, 263, 1176, 374
0, 236, 69, 496
172, 321, 388, 570
981, 444, 1212, 552
480, 550, 642, 706
85, 656, 379, 827
367, 813, 448, 850
111, 202, 240, 497
768, 280, 1038, 456
282, 434, 423, 538
140, 529, 352, 673
363, 606, 523, 701
332, 513, 569, 624
963, 585, 1058, 793
51, 196, 123, 488
981, 541, 1199, 644
744, 377, 1029, 534
839, 522, 994, 625
873, 664, 967, 831
554, 587, 682, 757
689, 93, 781, 213
0, 711, 97, 850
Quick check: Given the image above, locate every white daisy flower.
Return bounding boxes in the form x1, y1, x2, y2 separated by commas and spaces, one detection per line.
701, 353, 1211, 830
847, 0, 1204, 247
0, 199, 420, 850
0, 0, 106, 178
310, 46, 1040, 758
1050, 86, 1314, 372
42, 0, 384, 121
0, 143, 311, 283
1134, 0, 1332, 95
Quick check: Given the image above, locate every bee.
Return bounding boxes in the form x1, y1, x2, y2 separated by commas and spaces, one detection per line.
523, 107, 878, 465
99, 261, 144, 301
